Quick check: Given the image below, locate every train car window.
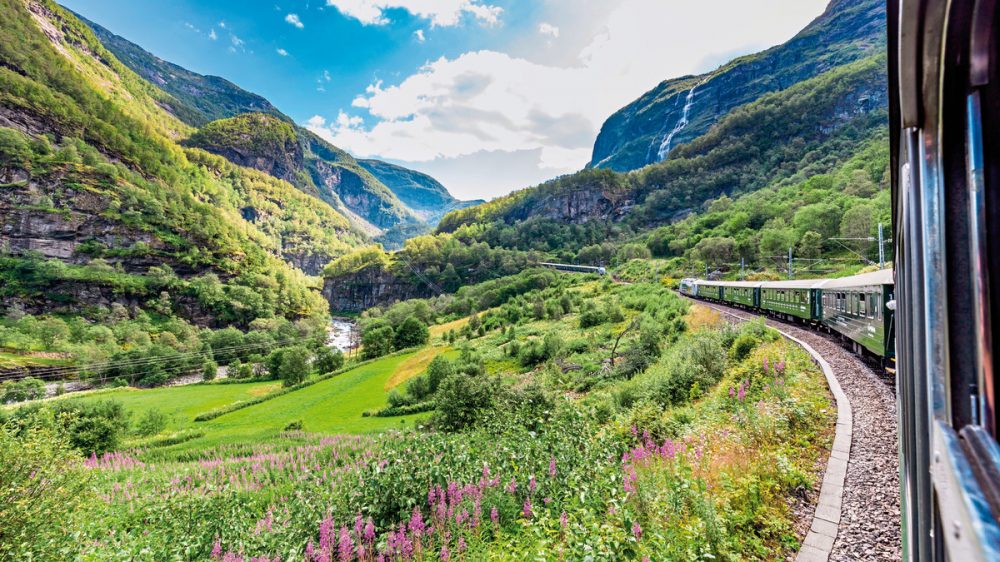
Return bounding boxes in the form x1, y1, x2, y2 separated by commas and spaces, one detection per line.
860, 294, 867, 317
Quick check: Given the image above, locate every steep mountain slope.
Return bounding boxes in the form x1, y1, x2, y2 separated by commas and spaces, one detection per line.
0, 0, 364, 322
80, 14, 466, 233
357, 159, 484, 221
589, 0, 885, 172
439, 54, 888, 233
79, 13, 283, 128
185, 113, 418, 232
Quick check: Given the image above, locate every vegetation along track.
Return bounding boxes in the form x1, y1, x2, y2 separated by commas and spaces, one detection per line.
689, 298, 901, 561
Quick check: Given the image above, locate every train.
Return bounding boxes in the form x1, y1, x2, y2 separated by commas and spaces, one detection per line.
679, 269, 896, 367
890, 0, 1000, 560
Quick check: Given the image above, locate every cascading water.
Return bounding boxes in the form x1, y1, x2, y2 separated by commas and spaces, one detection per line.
655, 80, 704, 161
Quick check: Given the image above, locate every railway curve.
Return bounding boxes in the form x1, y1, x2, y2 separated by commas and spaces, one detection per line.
688, 298, 901, 561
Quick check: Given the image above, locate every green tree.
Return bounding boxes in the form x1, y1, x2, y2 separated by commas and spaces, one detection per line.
394, 316, 429, 350
314, 346, 345, 374
362, 325, 395, 359
694, 237, 737, 267
792, 203, 842, 239
797, 230, 824, 259
275, 346, 311, 386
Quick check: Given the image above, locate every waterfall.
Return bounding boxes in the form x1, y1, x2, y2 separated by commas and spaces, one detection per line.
655, 81, 703, 161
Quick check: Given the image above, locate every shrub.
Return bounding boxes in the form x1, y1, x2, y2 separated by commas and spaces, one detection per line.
272, 346, 311, 387
202, 360, 218, 381
1, 377, 45, 403
134, 408, 168, 437
432, 374, 500, 431
729, 333, 760, 362
0, 415, 91, 560
425, 356, 455, 394
314, 346, 345, 374
283, 420, 304, 431
362, 325, 395, 359
394, 316, 429, 349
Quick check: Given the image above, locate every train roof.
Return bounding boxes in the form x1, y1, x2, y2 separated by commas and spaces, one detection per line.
818, 268, 894, 289
700, 280, 762, 288
686, 269, 894, 290
759, 279, 828, 289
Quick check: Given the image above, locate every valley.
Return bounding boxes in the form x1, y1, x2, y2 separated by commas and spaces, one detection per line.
0, 0, 902, 560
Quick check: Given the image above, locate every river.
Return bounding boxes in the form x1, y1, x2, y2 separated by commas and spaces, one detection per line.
327, 318, 356, 353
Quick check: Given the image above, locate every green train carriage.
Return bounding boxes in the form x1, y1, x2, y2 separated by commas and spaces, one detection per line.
694, 282, 723, 301
717, 281, 761, 308
817, 269, 895, 359
759, 279, 823, 321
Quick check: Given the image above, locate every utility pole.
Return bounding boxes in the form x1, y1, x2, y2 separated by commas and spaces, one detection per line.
788, 247, 794, 279
878, 222, 885, 269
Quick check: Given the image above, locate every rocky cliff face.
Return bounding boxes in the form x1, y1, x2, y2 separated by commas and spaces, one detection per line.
589, 0, 886, 172
322, 267, 432, 313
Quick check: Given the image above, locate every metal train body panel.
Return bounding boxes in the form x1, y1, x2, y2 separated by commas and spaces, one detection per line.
819, 270, 895, 359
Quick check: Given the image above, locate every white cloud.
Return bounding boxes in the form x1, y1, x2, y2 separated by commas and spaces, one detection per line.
218, 20, 227, 28
209, 29, 218, 40
323, 70, 332, 81
228, 34, 245, 53
538, 22, 559, 38
308, 0, 830, 198
414, 29, 425, 42
276, 48, 289, 56
324, 0, 501, 27
285, 13, 304, 28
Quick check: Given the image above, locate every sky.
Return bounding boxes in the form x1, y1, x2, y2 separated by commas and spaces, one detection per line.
62, 0, 831, 201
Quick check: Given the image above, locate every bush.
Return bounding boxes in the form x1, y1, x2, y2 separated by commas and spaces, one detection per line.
314, 347, 345, 374
362, 325, 395, 359
0, 416, 91, 559
202, 360, 218, 381
283, 420, 304, 431
270, 346, 311, 387
134, 408, 168, 437
729, 333, 760, 363
432, 374, 500, 431
394, 316, 429, 349
1, 377, 45, 403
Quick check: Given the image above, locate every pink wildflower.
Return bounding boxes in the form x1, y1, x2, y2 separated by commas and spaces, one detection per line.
522, 499, 533, 519
440, 545, 450, 561
549, 457, 557, 478
529, 476, 537, 494
490, 506, 499, 526
632, 521, 643, 541
338, 526, 353, 562
560, 511, 568, 528
211, 539, 223, 560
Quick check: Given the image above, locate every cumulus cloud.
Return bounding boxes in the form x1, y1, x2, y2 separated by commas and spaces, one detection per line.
538, 22, 559, 38
209, 29, 218, 40
324, 0, 501, 27
414, 29, 425, 42
276, 48, 289, 56
308, 0, 829, 198
285, 13, 304, 28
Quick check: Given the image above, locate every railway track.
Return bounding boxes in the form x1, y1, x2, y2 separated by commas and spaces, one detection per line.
688, 298, 902, 562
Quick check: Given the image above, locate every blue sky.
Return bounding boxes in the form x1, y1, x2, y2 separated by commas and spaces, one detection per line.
62, 0, 830, 200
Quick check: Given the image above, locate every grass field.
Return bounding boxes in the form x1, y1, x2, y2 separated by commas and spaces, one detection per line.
63, 349, 449, 455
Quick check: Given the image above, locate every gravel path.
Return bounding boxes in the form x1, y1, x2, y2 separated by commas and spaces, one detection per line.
691, 299, 902, 561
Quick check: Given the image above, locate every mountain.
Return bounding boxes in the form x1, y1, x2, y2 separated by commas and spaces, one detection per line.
439, 54, 887, 235
357, 159, 485, 222
589, 0, 885, 172
79, 13, 282, 128
0, 0, 366, 323
80, 14, 468, 234
184, 113, 417, 233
